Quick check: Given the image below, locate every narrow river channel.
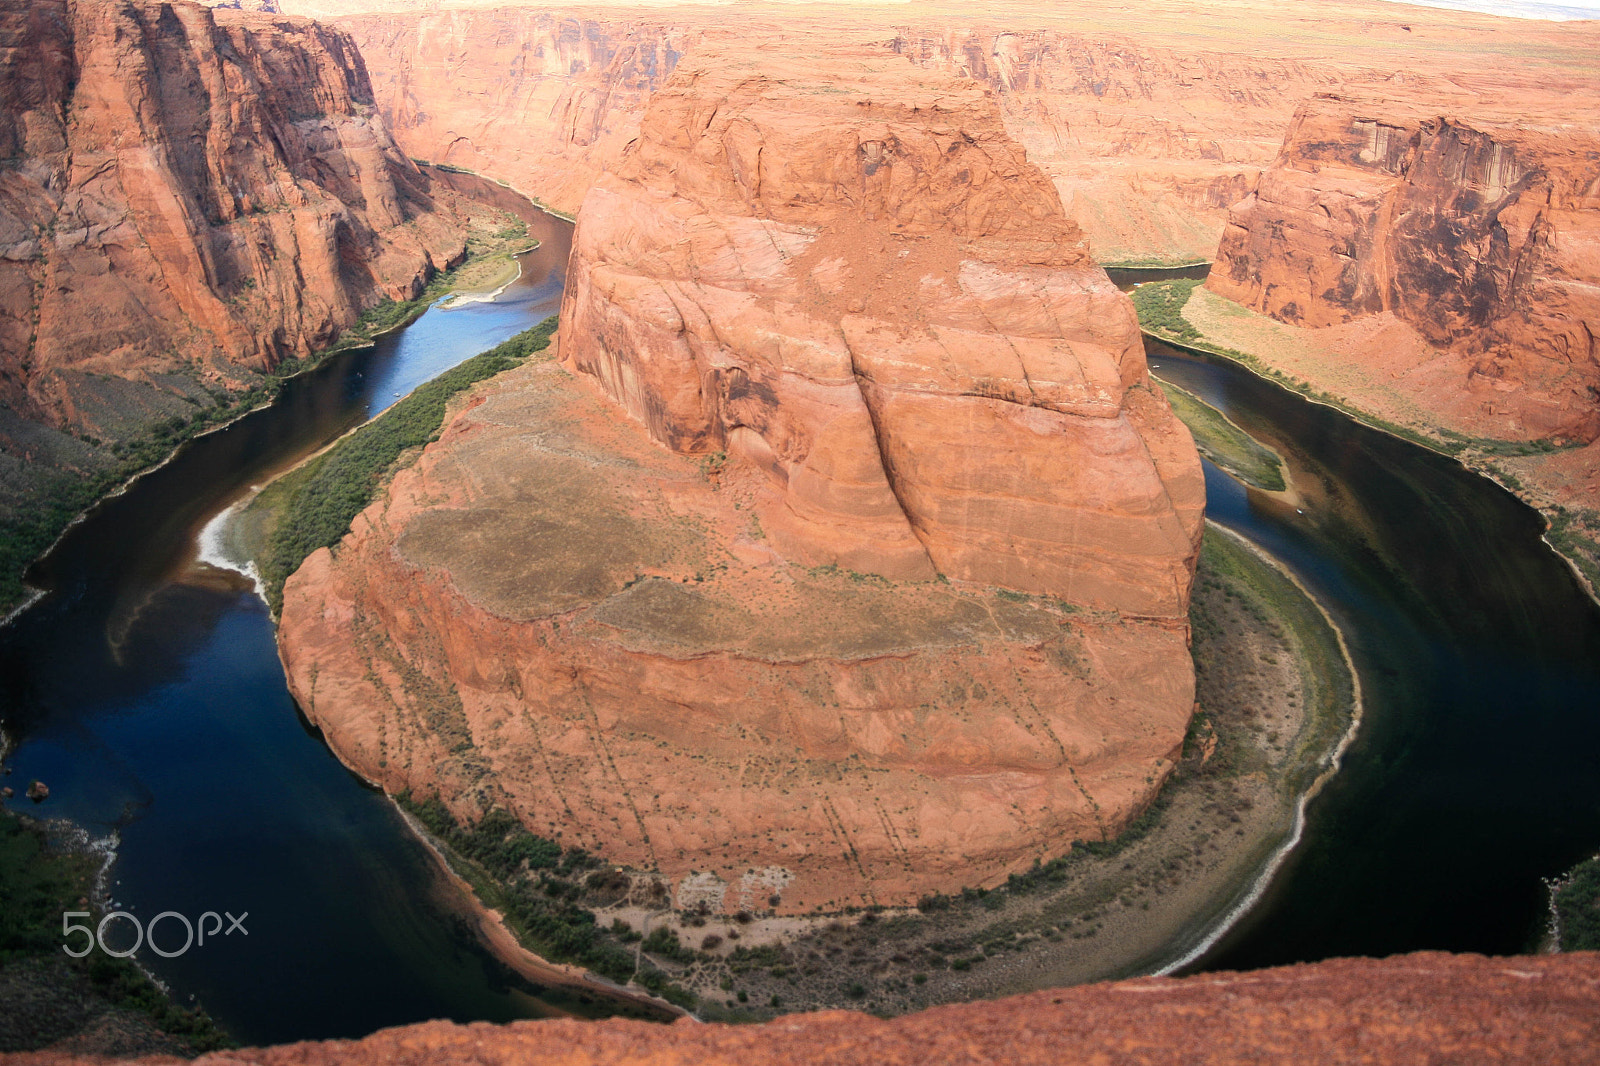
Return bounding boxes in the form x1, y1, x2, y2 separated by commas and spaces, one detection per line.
0, 189, 620, 1045
1143, 336, 1600, 972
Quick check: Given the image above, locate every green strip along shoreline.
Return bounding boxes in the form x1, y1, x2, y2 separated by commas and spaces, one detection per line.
0, 222, 537, 622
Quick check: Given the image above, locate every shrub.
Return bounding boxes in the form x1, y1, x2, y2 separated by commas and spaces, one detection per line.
1557, 855, 1600, 951
261, 316, 558, 608
1129, 279, 1202, 341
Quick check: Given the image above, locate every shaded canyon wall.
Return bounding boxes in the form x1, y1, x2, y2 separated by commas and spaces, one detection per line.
1209, 94, 1600, 443
0, 0, 467, 441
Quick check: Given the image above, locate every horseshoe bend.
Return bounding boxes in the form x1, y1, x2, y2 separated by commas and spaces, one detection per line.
278, 46, 1206, 916
3, 0, 1600, 1058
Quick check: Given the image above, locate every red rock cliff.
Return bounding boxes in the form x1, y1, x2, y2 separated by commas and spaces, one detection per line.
0, 0, 466, 434
560, 45, 1204, 616
1209, 93, 1600, 443
331, 0, 1600, 265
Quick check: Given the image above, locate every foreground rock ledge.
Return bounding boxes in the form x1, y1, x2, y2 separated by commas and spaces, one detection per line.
18, 952, 1600, 1064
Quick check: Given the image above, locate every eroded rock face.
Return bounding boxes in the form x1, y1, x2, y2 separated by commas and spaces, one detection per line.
560, 47, 1204, 616
331, 1, 1600, 266
14, 952, 1600, 1065
0, 0, 465, 436
279, 49, 1202, 912
340, 8, 695, 220
1210, 94, 1600, 442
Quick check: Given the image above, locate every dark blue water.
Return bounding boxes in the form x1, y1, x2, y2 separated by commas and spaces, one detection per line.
0, 203, 667, 1044
1146, 339, 1600, 969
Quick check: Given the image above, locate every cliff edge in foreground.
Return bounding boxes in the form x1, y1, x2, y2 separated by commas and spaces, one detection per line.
14, 952, 1600, 1065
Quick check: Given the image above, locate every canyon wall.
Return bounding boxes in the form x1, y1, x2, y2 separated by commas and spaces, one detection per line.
332, 7, 1313, 263
16, 951, 1600, 1064
278, 47, 1203, 913
335, 8, 695, 221
1209, 94, 1600, 443
328, 0, 1600, 266
0, 0, 466, 440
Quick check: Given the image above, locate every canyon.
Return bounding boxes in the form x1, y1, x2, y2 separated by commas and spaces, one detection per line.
2, 0, 1598, 1058
0, 0, 468, 437
0, 0, 480, 608
307, 0, 1600, 269
1199, 88, 1600, 591
261, 1, 1600, 590
13, 951, 1600, 1065
277, 44, 1204, 915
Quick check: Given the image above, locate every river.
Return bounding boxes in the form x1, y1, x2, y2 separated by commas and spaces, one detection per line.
0, 185, 643, 1045
2, 250, 1597, 1045
1141, 334, 1600, 971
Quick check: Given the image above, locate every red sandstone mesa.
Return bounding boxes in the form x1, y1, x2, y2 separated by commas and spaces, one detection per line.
14, 952, 1600, 1065
0, 0, 464, 438
277, 46, 1203, 914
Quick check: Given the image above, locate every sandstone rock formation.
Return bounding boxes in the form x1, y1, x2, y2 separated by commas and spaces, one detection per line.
15, 952, 1600, 1065
0, 0, 465, 440
559, 47, 1204, 615
278, 47, 1203, 913
328, 0, 1600, 264
1210, 93, 1600, 443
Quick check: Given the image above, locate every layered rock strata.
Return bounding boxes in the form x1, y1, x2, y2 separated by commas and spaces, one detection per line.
560, 47, 1204, 615
16, 952, 1600, 1065
1210, 94, 1600, 443
0, 0, 466, 438
329, 0, 1600, 263
279, 48, 1203, 912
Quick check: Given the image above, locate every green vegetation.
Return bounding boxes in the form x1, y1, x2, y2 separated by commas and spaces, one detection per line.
395, 790, 696, 1010
1131, 279, 1600, 604
1555, 854, 1600, 951
1131, 280, 1449, 452
1102, 258, 1212, 270
258, 317, 558, 609
0, 227, 543, 616
0, 811, 231, 1051
1546, 508, 1600, 594
1154, 378, 1287, 491
1129, 278, 1204, 342
0, 813, 91, 961
1131, 281, 1585, 463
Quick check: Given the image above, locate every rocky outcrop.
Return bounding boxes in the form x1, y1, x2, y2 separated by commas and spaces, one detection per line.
15, 952, 1600, 1064
1209, 94, 1600, 443
0, 0, 466, 438
278, 47, 1202, 913
561, 46, 1202, 615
